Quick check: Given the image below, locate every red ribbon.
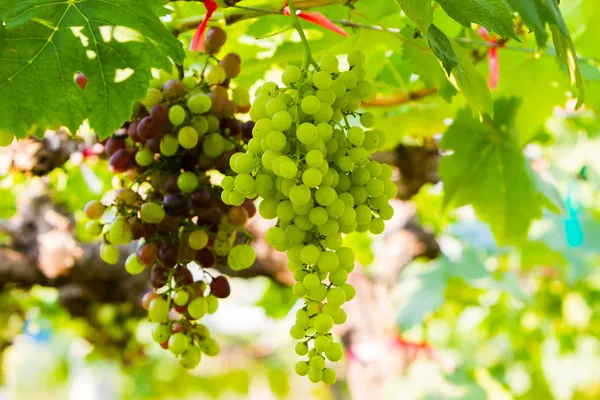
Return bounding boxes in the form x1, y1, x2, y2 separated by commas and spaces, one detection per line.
283, 6, 348, 37
190, 0, 219, 52
478, 27, 502, 90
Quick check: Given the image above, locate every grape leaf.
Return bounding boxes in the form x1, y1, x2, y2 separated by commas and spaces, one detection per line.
402, 35, 457, 102
434, 0, 519, 40
427, 24, 458, 75
506, 0, 584, 107
439, 98, 559, 244
450, 42, 493, 117
256, 281, 297, 319
395, 0, 433, 33
0, 0, 184, 142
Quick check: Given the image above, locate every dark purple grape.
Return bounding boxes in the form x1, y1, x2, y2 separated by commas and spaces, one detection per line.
162, 79, 185, 99
220, 118, 241, 137
158, 244, 178, 267
220, 53, 241, 79
191, 190, 211, 208
205, 27, 227, 54
196, 248, 216, 268
138, 116, 157, 140
173, 266, 194, 285
210, 276, 230, 298
182, 154, 198, 171
137, 242, 158, 266
128, 121, 142, 142
105, 137, 126, 156
241, 121, 255, 140
109, 149, 135, 173
151, 104, 170, 130
207, 93, 222, 114
165, 176, 180, 193
242, 199, 257, 218
146, 138, 161, 154
215, 151, 234, 173
220, 100, 236, 119
157, 216, 181, 233
163, 193, 190, 216
150, 265, 170, 289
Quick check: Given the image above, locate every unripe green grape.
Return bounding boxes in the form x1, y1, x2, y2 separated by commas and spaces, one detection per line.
228, 244, 256, 270
188, 94, 212, 114
336, 247, 354, 267
365, 160, 382, 178
188, 297, 207, 319
256, 174, 274, 195
292, 282, 307, 296
278, 92, 294, 105
140, 202, 165, 224
366, 179, 385, 197
198, 337, 220, 356
362, 130, 380, 153
350, 185, 368, 205
336, 156, 354, 172
148, 298, 169, 322
253, 118, 273, 139
318, 251, 339, 273
339, 70, 358, 89
327, 287, 346, 307
203, 133, 225, 159
313, 70, 332, 89
142, 88, 163, 108
313, 314, 333, 333
250, 95, 269, 121
347, 126, 365, 146
317, 122, 333, 141
331, 79, 346, 98
308, 368, 323, 383
314, 103, 334, 124
151, 323, 171, 343
310, 284, 328, 302
136, 148, 154, 166
234, 173, 255, 195
297, 123, 318, 144
325, 342, 343, 361
169, 105, 186, 125
182, 75, 197, 89
160, 134, 179, 156
303, 273, 321, 291
353, 80, 373, 100
334, 308, 347, 324
295, 341, 309, 356
178, 126, 199, 149
351, 167, 370, 186
265, 226, 286, 249
180, 346, 202, 369
206, 295, 219, 314
329, 268, 348, 286
100, 243, 119, 264
379, 204, 394, 220
317, 88, 336, 105
295, 362, 310, 376
369, 218, 385, 234
301, 95, 320, 115
125, 253, 145, 275
169, 332, 189, 355
222, 176, 235, 191
272, 111, 293, 131
341, 283, 356, 301
174, 290, 190, 306
262, 81, 278, 94
333, 94, 348, 109
301, 244, 321, 265
85, 221, 102, 237
360, 112, 375, 128
314, 186, 336, 207
309, 355, 326, 371
348, 49, 366, 66
290, 324, 306, 340
325, 199, 345, 219
230, 190, 246, 206
384, 181, 398, 199
340, 220, 358, 234
276, 200, 295, 222
317, 219, 339, 237
266, 131, 286, 151
206, 64, 226, 85
301, 168, 322, 188
355, 204, 373, 225
349, 147, 369, 165
259, 198, 279, 219
320, 55, 339, 73
322, 368, 337, 385
107, 217, 131, 245
314, 335, 331, 352
282, 65, 302, 85
289, 185, 311, 205
309, 207, 328, 226
285, 225, 306, 244
339, 192, 355, 208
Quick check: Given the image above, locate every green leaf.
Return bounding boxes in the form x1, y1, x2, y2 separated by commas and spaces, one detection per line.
256, 281, 297, 319
427, 24, 458, 75
0, 0, 184, 141
0, 188, 16, 218
434, 0, 519, 40
439, 98, 557, 244
397, 265, 447, 330
506, 0, 584, 107
396, 0, 433, 33
450, 42, 493, 117
402, 34, 457, 101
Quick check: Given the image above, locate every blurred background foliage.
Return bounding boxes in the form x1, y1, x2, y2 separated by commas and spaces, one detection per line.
1, 0, 600, 399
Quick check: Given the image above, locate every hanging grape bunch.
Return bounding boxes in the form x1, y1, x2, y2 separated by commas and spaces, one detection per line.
223, 50, 396, 384
83, 27, 257, 369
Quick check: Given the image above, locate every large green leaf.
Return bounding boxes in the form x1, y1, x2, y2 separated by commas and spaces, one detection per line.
395, 0, 433, 32
434, 0, 519, 40
427, 24, 458, 75
506, 0, 584, 107
402, 35, 457, 102
0, 0, 184, 143
439, 98, 559, 244
450, 42, 493, 117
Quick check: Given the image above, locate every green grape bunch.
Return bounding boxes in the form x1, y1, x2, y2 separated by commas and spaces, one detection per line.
223, 50, 397, 384
82, 27, 257, 369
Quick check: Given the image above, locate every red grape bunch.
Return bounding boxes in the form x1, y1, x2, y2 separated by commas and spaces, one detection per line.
83, 27, 258, 369
223, 50, 397, 384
